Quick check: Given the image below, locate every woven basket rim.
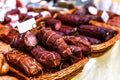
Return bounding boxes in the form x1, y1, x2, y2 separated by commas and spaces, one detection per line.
9, 57, 89, 80
0, 40, 89, 80
90, 20, 120, 53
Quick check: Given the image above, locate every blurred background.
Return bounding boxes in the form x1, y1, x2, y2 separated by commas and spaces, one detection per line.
1, 0, 120, 14
18, 0, 120, 14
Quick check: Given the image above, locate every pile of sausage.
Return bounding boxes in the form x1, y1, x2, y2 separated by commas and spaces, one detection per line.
0, 4, 117, 77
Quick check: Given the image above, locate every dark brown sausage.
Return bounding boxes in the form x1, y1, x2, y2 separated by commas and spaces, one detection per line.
0, 28, 19, 44
55, 14, 80, 27
78, 25, 116, 42
79, 15, 102, 24
58, 25, 76, 36
31, 45, 61, 68
69, 45, 83, 58
69, 45, 84, 63
36, 28, 72, 58
18, 13, 27, 22
54, 31, 65, 36
5, 50, 43, 76
35, 14, 42, 19
6, 9, 20, 15
0, 16, 11, 24
78, 35, 101, 45
10, 31, 38, 51
73, 8, 87, 16
63, 36, 91, 56
105, 28, 117, 41
44, 19, 62, 30
78, 25, 106, 41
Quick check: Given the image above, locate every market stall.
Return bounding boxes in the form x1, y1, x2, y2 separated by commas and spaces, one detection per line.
0, 0, 120, 80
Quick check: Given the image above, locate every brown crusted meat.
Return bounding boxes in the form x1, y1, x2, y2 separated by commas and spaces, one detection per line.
10, 31, 38, 51
63, 36, 91, 56
5, 50, 43, 76
55, 14, 80, 27
58, 25, 76, 36
31, 45, 61, 68
78, 25, 116, 42
0, 27, 19, 44
78, 35, 101, 45
44, 19, 62, 30
69, 45, 83, 58
36, 28, 72, 58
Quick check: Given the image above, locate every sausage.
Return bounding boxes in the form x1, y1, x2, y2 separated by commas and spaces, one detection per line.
55, 14, 80, 27
78, 35, 101, 45
36, 28, 72, 58
10, 31, 38, 51
5, 50, 43, 76
35, 14, 42, 19
6, 9, 20, 15
0, 27, 19, 44
31, 45, 61, 68
105, 28, 117, 41
69, 45, 83, 58
63, 36, 91, 56
44, 19, 62, 30
78, 25, 110, 42
0, 16, 11, 24
73, 8, 87, 16
24, 15, 33, 21
78, 25, 116, 42
58, 25, 76, 36
79, 15, 102, 24
54, 31, 65, 36
18, 14, 27, 22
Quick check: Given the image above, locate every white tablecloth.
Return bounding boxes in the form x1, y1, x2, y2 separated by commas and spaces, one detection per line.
72, 40, 120, 80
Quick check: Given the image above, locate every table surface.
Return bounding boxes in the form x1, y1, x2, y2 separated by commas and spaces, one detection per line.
72, 40, 120, 80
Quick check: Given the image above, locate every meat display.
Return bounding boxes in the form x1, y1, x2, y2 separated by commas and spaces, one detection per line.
5, 50, 43, 76
0, 5, 117, 79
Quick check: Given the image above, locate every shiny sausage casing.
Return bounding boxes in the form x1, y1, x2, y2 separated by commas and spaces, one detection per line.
5, 50, 42, 76
31, 45, 61, 68
36, 28, 72, 58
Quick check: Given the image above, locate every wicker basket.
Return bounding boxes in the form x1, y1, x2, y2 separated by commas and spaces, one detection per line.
0, 41, 89, 80
0, 11, 119, 79
89, 20, 120, 57
9, 57, 89, 80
